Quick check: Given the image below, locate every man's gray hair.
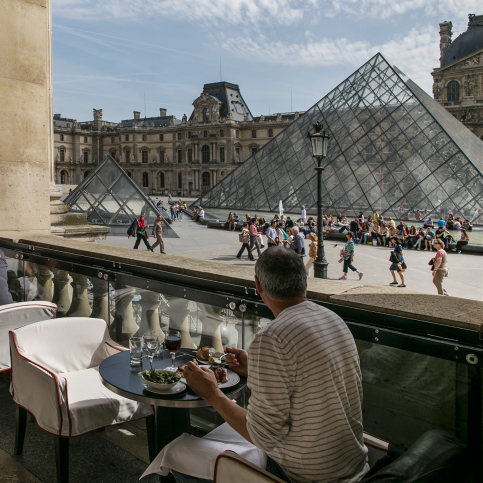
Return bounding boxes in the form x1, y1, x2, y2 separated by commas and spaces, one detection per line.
291, 226, 299, 234
255, 247, 306, 300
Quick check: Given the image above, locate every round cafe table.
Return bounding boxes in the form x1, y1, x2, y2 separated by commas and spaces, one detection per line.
99, 349, 247, 481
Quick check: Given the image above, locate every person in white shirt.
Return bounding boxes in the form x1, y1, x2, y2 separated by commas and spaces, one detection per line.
300, 206, 307, 223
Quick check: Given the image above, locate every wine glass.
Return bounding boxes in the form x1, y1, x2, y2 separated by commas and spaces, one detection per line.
142, 333, 160, 371
165, 329, 181, 372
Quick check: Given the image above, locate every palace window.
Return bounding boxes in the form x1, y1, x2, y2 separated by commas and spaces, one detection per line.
141, 150, 148, 163
252, 130, 257, 138
142, 172, 149, 187
142, 134, 147, 142
188, 132, 192, 139
447, 81, 460, 102
84, 171, 90, 178
126, 150, 131, 162
160, 152, 165, 163
60, 149, 65, 162
236, 130, 239, 139
220, 147, 225, 163
235, 147, 240, 160
111, 151, 116, 158
126, 171, 132, 178
111, 137, 115, 143
251, 147, 258, 156
178, 132, 182, 140
188, 149, 193, 163
159, 134, 164, 141
159, 172, 165, 188
60, 134, 64, 141
220, 130, 225, 137
203, 108, 210, 123
202, 145, 210, 163
202, 171, 210, 187
84, 136, 88, 143
83, 151, 88, 163
268, 129, 273, 137
178, 172, 182, 188
204, 130, 208, 138
125, 134, 129, 142
178, 150, 182, 163
60, 170, 67, 184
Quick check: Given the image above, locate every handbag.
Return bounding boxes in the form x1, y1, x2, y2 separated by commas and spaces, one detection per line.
389, 251, 400, 263
239, 233, 249, 244
428, 257, 435, 270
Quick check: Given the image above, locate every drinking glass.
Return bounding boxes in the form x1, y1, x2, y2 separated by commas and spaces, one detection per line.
129, 337, 142, 365
142, 333, 160, 371
165, 329, 181, 372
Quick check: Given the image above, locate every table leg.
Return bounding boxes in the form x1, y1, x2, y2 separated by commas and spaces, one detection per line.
156, 407, 191, 483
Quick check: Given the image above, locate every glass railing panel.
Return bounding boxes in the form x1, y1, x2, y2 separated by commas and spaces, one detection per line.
3, 254, 25, 302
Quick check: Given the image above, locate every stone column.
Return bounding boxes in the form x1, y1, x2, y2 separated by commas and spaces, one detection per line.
165, 298, 196, 349
90, 278, 112, 324
135, 290, 165, 341
0, 0, 52, 236
198, 304, 224, 353
52, 269, 72, 317
67, 273, 92, 317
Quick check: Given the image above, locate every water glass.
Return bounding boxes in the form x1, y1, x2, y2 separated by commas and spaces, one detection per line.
129, 337, 143, 365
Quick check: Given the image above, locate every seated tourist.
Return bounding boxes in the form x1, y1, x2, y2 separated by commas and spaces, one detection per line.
224, 212, 233, 230
377, 223, 387, 246
405, 226, 417, 248
453, 217, 462, 230
453, 229, 470, 254
412, 227, 425, 250
423, 217, 433, 228
370, 222, 380, 245
228, 213, 239, 231
169, 248, 368, 482
462, 219, 473, 231
424, 227, 435, 251
435, 226, 450, 249
285, 216, 294, 229
446, 214, 454, 229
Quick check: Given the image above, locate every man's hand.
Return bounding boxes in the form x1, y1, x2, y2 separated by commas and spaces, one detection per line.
184, 362, 219, 401
224, 347, 248, 377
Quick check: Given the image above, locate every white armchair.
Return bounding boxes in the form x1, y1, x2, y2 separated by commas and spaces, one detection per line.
9, 317, 155, 483
0, 301, 57, 372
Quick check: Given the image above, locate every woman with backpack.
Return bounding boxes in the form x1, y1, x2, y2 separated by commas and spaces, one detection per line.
133, 215, 153, 251
339, 232, 364, 281
389, 236, 405, 287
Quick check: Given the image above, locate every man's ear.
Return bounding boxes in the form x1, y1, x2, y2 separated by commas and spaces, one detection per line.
254, 275, 263, 295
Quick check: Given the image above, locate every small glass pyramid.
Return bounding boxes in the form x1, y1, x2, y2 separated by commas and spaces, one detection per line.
196, 53, 483, 224
64, 155, 177, 236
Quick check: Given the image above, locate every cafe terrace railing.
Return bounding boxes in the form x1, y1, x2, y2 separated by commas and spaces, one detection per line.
1, 234, 482, 477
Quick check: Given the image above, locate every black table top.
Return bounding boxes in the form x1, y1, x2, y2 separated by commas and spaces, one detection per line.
99, 349, 247, 408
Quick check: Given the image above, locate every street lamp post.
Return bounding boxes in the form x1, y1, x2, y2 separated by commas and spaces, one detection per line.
307, 121, 330, 279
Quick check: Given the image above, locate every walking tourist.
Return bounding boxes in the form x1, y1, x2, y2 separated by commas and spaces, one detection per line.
176, 247, 369, 483
133, 215, 153, 251
236, 223, 254, 261
305, 232, 317, 276
150, 215, 165, 254
0, 249, 14, 306
432, 239, 449, 296
389, 236, 405, 287
290, 226, 306, 257
453, 229, 470, 254
339, 232, 363, 280
249, 219, 262, 257
266, 221, 278, 248
170, 204, 176, 221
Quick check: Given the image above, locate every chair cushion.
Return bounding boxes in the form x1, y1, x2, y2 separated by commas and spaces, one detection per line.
59, 366, 153, 436
0, 302, 57, 371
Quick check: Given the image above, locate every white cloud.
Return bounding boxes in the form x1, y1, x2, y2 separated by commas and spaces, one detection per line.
53, 0, 305, 25
216, 26, 439, 93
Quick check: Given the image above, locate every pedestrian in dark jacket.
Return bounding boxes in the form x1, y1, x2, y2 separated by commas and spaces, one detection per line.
133, 215, 153, 251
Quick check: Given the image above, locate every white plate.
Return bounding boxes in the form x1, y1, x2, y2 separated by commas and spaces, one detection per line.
142, 380, 186, 395
181, 369, 240, 389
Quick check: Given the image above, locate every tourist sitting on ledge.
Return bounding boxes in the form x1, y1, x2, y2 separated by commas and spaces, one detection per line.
223, 212, 232, 230
228, 212, 239, 231
462, 219, 472, 231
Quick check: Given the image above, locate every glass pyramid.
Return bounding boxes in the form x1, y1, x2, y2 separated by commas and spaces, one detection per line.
64, 155, 178, 237
196, 53, 483, 224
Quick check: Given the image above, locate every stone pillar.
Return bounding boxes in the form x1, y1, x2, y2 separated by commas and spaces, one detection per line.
439, 21, 452, 64
90, 278, 112, 324
0, 0, 52, 236
135, 290, 165, 341
67, 274, 92, 317
165, 298, 197, 349
52, 270, 72, 317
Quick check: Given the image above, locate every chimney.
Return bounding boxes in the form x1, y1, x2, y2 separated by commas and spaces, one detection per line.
439, 21, 452, 64
160, 108, 167, 117
133, 111, 140, 119
54, 114, 61, 120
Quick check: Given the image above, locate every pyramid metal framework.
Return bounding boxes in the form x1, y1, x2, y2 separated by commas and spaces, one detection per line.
196, 53, 483, 224
64, 155, 177, 236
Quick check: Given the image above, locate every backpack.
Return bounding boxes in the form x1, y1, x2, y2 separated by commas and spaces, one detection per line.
127, 219, 138, 238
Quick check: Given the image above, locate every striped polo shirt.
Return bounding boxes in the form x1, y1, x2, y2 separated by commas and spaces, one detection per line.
246, 301, 368, 483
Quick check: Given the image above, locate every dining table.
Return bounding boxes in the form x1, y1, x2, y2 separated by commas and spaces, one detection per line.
99, 348, 247, 482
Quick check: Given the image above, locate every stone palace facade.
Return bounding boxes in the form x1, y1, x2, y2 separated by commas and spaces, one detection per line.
53, 82, 299, 196
432, 14, 483, 139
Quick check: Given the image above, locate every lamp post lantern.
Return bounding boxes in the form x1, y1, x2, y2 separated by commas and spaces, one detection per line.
307, 121, 330, 279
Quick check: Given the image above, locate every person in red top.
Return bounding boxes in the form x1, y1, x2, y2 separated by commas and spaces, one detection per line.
249, 220, 262, 257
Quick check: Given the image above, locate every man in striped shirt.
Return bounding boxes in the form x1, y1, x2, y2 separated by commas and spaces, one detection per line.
185, 247, 368, 483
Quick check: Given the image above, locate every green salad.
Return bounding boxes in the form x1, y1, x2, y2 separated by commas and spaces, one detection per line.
138, 369, 180, 384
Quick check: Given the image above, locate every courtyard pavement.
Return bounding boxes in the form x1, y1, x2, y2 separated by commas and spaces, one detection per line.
96, 214, 483, 302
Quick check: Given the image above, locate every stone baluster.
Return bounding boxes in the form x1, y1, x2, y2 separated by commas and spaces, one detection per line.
67, 274, 92, 317
135, 290, 165, 341
112, 286, 138, 343
52, 269, 72, 317
198, 304, 224, 353
34, 265, 54, 302
90, 278, 113, 324
165, 298, 196, 349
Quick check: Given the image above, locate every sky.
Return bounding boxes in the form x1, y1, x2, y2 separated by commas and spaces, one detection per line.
52, 0, 481, 123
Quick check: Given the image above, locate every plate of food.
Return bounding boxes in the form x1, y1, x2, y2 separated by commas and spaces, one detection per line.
196, 346, 225, 365
177, 363, 240, 389
138, 369, 186, 393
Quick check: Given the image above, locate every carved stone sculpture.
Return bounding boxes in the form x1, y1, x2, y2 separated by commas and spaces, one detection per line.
439, 21, 452, 60
464, 75, 475, 97
432, 79, 443, 99
93, 109, 103, 121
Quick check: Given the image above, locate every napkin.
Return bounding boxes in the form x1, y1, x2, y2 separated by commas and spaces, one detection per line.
141, 423, 267, 479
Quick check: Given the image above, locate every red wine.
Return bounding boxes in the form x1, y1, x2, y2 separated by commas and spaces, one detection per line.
165, 336, 181, 352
